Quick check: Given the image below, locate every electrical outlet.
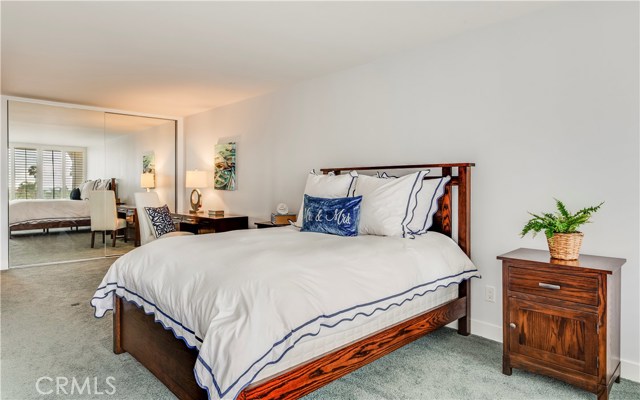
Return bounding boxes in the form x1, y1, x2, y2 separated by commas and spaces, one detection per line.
485, 286, 496, 303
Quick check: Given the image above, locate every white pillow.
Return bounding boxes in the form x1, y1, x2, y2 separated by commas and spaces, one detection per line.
94, 178, 111, 190
406, 175, 451, 236
356, 171, 429, 237
79, 180, 94, 200
294, 170, 358, 228
373, 172, 451, 237
80, 179, 113, 200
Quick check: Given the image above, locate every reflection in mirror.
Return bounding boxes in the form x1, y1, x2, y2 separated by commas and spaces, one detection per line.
103, 113, 176, 257
7, 101, 176, 267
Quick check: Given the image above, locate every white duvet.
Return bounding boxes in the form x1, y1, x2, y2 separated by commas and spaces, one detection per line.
9, 199, 90, 226
92, 227, 479, 400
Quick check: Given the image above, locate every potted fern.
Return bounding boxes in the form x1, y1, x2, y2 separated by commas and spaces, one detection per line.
521, 199, 603, 260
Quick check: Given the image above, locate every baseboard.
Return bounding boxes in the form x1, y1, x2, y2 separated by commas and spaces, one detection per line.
621, 359, 640, 382
471, 318, 502, 343
468, 319, 640, 382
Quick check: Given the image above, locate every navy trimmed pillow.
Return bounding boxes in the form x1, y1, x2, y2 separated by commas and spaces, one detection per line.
144, 205, 176, 238
301, 195, 362, 237
70, 188, 81, 200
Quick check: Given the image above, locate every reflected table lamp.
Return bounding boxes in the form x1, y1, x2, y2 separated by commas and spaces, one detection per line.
141, 173, 155, 192
186, 170, 207, 213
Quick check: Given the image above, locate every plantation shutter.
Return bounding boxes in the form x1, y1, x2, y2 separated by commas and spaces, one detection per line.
65, 150, 85, 196
8, 145, 86, 200
42, 149, 63, 199
12, 147, 38, 199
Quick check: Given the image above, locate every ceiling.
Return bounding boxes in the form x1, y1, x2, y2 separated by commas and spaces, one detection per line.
2, 1, 549, 117
9, 100, 174, 146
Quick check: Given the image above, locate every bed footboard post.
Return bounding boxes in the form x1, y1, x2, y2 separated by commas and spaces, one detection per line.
113, 296, 125, 354
457, 280, 471, 336
457, 165, 472, 336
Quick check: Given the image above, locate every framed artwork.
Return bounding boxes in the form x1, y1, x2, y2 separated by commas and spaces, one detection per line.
214, 143, 236, 191
142, 151, 155, 174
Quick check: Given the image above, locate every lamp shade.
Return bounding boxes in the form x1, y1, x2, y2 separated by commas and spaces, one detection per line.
186, 170, 207, 188
140, 173, 155, 189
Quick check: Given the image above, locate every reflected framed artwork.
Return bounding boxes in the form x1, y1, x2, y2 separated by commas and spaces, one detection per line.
142, 151, 155, 174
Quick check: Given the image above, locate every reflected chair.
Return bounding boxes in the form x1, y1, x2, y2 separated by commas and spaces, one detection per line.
134, 192, 193, 246
89, 190, 127, 248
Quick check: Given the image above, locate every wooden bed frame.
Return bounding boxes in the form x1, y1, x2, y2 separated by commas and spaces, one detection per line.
113, 163, 474, 400
9, 178, 117, 234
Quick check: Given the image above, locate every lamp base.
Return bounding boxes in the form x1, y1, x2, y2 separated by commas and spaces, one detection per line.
189, 189, 202, 213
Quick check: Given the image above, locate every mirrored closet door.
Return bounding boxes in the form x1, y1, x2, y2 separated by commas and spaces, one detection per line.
103, 113, 176, 257
7, 100, 176, 267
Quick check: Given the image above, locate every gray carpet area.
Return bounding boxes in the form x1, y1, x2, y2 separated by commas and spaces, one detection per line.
9, 229, 134, 267
1, 259, 639, 399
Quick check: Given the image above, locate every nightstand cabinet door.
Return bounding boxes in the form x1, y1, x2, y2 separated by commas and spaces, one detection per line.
508, 297, 598, 375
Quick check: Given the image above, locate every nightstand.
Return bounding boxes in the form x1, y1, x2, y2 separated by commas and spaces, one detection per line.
254, 221, 289, 229
116, 205, 140, 247
172, 212, 248, 234
498, 248, 625, 400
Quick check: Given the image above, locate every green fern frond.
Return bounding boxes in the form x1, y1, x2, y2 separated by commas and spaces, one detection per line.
555, 198, 571, 219
521, 199, 603, 238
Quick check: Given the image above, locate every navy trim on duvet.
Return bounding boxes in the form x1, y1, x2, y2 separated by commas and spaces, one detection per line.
93, 269, 479, 400
91, 284, 204, 344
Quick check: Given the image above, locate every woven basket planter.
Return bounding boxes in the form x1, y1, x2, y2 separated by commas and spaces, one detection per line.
547, 233, 583, 260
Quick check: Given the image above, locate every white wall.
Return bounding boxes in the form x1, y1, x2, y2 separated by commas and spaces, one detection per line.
184, 3, 639, 380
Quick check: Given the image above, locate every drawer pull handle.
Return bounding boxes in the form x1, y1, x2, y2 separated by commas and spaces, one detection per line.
509, 323, 516, 329
539, 282, 561, 290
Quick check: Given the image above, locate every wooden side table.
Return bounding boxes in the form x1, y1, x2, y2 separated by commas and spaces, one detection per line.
497, 248, 625, 400
172, 212, 248, 234
116, 205, 140, 247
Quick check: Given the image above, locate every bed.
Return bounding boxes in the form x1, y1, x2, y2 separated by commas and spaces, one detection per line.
9, 178, 116, 234
92, 163, 476, 400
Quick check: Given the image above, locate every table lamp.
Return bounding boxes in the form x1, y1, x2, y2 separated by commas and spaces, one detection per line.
186, 170, 207, 213
140, 173, 155, 192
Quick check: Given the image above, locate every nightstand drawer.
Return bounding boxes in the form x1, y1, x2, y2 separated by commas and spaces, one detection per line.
508, 266, 598, 306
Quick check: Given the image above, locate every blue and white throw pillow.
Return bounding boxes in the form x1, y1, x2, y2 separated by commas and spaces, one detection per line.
144, 204, 176, 238
301, 195, 362, 237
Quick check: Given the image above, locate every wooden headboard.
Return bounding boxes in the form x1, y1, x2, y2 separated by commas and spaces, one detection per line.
320, 163, 474, 257
110, 177, 118, 200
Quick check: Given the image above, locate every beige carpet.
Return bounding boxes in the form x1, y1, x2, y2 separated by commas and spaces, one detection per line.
9, 229, 135, 267
1, 259, 638, 399
0, 258, 175, 399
